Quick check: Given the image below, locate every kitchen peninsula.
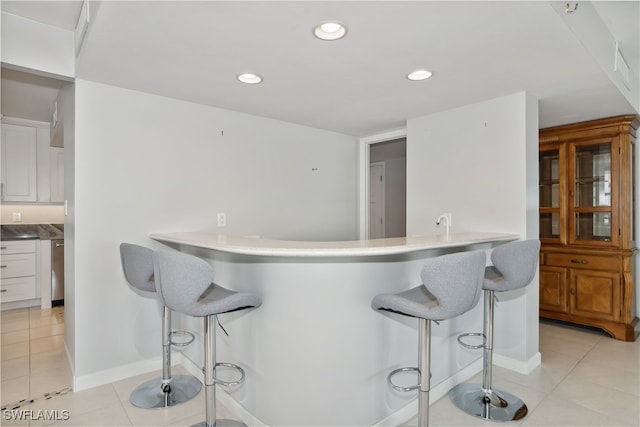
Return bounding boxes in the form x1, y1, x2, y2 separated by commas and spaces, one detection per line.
150, 232, 519, 426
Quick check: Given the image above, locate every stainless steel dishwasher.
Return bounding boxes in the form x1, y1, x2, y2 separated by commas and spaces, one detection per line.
52, 239, 64, 306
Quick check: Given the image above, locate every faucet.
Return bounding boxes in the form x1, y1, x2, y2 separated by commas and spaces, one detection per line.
436, 213, 451, 239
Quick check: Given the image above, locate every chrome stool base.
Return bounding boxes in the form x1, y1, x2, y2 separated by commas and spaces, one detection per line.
449, 383, 528, 422
192, 420, 246, 427
129, 374, 202, 409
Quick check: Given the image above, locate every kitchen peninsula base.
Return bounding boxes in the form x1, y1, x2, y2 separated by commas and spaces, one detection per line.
150, 232, 529, 426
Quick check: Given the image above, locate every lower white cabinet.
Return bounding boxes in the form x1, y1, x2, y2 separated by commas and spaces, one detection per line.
1, 240, 37, 303
1, 277, 37, 302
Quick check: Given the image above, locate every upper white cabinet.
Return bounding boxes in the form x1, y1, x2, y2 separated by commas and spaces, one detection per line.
1, 121, 64, 203
1, 123, 38, 202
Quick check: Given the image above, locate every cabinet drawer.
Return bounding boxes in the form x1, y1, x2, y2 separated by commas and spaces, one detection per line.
0, 276, 36, 303
1, 240, 36, 255
0, 253, 36, 278
545, 253, 619, 271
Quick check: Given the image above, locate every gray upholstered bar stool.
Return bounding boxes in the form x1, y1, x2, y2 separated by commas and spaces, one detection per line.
120, 243, 201, 409
372, 250, 486, 427
449, 239, 540, 422
153, 250, 262, 427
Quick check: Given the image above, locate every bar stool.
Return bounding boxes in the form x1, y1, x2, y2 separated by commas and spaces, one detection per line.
119, 243, 201, 409
449, 239, 540, 422
153, 250, 262, 427
372, 250, 486, 427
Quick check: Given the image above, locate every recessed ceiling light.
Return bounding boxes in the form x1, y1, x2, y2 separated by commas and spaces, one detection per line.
237, 73, 263, 84
407, 70, 433, 81
313, 21, 347, 41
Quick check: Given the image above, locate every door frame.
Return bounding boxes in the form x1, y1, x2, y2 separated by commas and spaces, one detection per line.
358, 128, 407, 239
369, 161, 386, 238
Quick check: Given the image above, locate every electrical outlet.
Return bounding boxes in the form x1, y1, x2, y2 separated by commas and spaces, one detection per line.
217, 213, 227, 227
12, 212, 21, 222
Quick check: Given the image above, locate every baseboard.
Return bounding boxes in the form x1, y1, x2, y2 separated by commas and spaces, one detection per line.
493, 351, 541, 375
175, 352, 267, 427
73, 356, 162, 392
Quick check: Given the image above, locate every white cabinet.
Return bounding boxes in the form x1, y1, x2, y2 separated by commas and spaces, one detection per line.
1, 124, 38, 202
1, 240, 37, 303
1, 120, 64, 203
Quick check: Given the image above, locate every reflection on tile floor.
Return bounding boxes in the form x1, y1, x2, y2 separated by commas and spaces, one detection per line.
1, 306, 72, 415
1, 308, 639, 426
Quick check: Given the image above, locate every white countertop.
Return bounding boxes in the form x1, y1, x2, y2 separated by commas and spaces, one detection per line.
150, 231, 519, 257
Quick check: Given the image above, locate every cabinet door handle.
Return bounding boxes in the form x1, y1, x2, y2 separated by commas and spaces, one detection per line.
0, 265, 6, 268
0, 246, 6, 250
0, 289, 6, 293
570, 288, 576, 295
570, 259, 588, 264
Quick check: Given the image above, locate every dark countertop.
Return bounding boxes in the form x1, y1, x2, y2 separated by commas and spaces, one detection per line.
1, 224, 64, 241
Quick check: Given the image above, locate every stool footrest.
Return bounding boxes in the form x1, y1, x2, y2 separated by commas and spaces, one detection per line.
203, 362, 246, 387
169, 330, 195, 347
457, 332, 485, 349
387, 367, 420, 392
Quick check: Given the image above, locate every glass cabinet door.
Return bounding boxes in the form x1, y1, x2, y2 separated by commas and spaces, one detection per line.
569, 138, 618, 246
539, 145, 565, 242
540, 150, 560, 208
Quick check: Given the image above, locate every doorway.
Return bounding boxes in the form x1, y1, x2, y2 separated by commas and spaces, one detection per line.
368, 138, 407, 238
1, 67, 73, 389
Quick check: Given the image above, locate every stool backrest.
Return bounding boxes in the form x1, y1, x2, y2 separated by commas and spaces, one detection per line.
153, 250, 215, 315
120, 243, 156, 293
486, 239, 540, 292
420, 250, 486, 318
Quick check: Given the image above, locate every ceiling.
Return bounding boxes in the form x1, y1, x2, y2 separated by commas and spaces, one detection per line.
1, 1, 638, 136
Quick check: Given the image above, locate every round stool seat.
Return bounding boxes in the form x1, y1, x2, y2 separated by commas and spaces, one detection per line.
372, 250, 485, 321
153, 250, 262, 317
482, 239, 539, 293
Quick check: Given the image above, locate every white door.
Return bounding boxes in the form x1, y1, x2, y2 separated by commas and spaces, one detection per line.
369, 162, 385, 238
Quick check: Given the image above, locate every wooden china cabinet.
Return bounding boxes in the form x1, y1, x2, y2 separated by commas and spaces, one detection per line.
538, 115, 639, 341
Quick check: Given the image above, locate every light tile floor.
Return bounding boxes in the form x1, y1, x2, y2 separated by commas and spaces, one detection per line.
1, 308, 638, 426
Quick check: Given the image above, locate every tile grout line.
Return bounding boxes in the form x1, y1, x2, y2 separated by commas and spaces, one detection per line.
528, 333, 635, 426
112, 382, 136, 426
506, 331, 602, 426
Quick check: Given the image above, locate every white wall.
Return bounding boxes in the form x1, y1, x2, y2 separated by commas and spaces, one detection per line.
59, 82, 76, 377
406, 92, 540, 364
71, 80, 357, 386
1, 12, 75, 79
